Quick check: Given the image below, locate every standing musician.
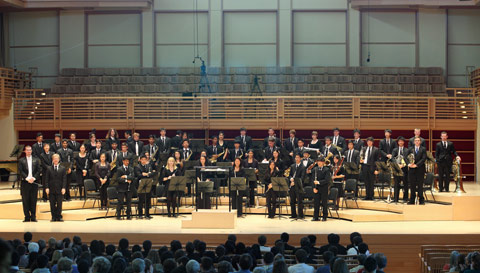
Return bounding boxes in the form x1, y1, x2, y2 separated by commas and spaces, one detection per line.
89, 140, 104, 168
217, 131, 229, 158
94, 153, 110, 210
115, 157, 134, 220
45, 154, 67, 222
308, 131, 323, 152
322, 136, 339, 158
391, 137, 409, 202
196, 155, 212, 209
162, 157, 179, 217
409, 128, 426, 148
230, 140, 244, 161
40, 144, 53, 202
344, 140, 360, 181
301, 150, 315, 169
156, 128, 171, 156
129, 133, 144, 164
106, 142, 119, 175
51, 133, 63, 154
360, 137, 380, 201
310, 156, 330, 222
85, 133, 97, 153
331, 155, 346, 207
288, 154, 305, 219
180, 140, 193, 161
231, 157, 246, 217
235, 127, 252, 152
180, 132, 190, 149
379, 129, 397, 162
173, 151, 184, 175
105, 128, 120, 151
408, 137, 427, 205
352, 129, 364, 151
244, 150, 259, 207
135, 155, 154, 219
435, 131, 460, 192
294, 139, 307, 157
19, 146, 41, 222
284, 129, 298, 158
144, 135, 159, 164
117, 143, 133, 167
263, 128, 281, 148
171, 130, 183, 151
67, 133, 81, 152
74, 144, 89, 199
271, 150, 284, 173
58, 139, 74, 201
32, 132, 45, 158
332, 128, 347, 152
263, 137, 279, 162
264, 160, 281, 218
124, 130, 133, 145
206, 135, 224, 163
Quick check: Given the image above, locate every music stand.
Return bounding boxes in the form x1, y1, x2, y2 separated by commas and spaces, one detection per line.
184, 170, 197, 207
183, 160, 197, 171
271, 177, 289, 219
168, 176, 187, 217
138, 178, 154, 217
230, 177, 246, 214
196, 181, 214, 211
9, 145, 24, 189
215, 162, 232, 196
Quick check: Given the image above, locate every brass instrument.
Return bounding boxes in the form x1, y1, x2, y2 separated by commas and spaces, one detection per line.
452, 158, 466, 193
331, 143, 343, 154
283, 167, 290, 177
110, 151, 117, 171
209, 150, 225, 164
150, 145, 159, 162
394, 155, 406, 169
425, 151, 435, 174
386, 159, 395, 203
359, 148, 365, 171
185, 150, 193, 161
325, 152, 333, 166
407, 153, 415, 167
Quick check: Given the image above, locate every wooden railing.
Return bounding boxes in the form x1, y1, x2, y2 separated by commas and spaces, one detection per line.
0, 68, 33, 117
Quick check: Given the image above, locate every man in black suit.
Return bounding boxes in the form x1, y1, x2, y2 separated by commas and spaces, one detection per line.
171, 130, 183, 150
51, 133, 62, 153
283, 129, 298, 157
352, 129, 364, 151
135, 155, 154, 219
107, 142, 120, 175
206, 135, 224, 162
263, 137, 278, 161
57, 139, 73, 201
116, 157, 134, 219
124, 130, 133, 145
45, 154, 67, 221
40, 144, 54, 202
67, 133, 80, 152
230, 140, 244, 161
235, 127, 252, 152
288, 154, 305, 219
128, 133, 144, 164
435, 131, 460, 192
32, 132, 45, 158
263, 128, 281, 148
321, 137, 339, 158
391, 137, 409, 202
117, 143, 133, 167
361, 137, 380, 200
144, 135, 159, 163
311, 157, 330, 221
180, 140, 193, 161
331, 127, 346, 152
89, 140, 105, 166
408, 137, 427, 205
409, 128, 426, 148
379, 129, 398, 162
294, 139, 307, 157
344, 140, 360, 181
156, 128, 171, 154
19, 146, 41, 222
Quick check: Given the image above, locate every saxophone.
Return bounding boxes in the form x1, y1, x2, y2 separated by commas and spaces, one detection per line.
110, 151, 117, 171
150, 145, 159, 162
359, 148, 365, 171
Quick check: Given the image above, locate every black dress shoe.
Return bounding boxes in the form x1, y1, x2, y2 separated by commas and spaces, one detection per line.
145, 216, 152, 220
58, 219, 64, 222
50, 219, 56, 222
297, 216, 305, 220
126, 216, 132, 220
116, 217, 122, 220
23, 219, 30, 223
419, 202, 425, 205
321, 218, 327, 222
311, 218, 320, 221
289, 216, 297, 219
407, 201, 415, 205
31, 218, 38, 222
138, 216, 144, 219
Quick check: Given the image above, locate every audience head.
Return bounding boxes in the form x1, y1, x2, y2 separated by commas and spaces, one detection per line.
24, 232, 33, 243
374, 253, 387, 270
253, 267, 266, 273
280, 233, 289, 243
201, 257, 213, 271
358, 243, 369, 255
28, 242, 39, 254
349, 232, 361, 244
36, 254, 49, 269
473, 253, 480, 270
300, 237, 310, 248
258, 235, 267, 246
323, 251, 335, 264
170, 240, 182, 253
118, 238, 129, 250
239, 253, 253, 270
57, 257, 73, 273
92, 256, 111, 273
307, 235, 317, 246
263, 252, 274, 265
186, 259, 200, 273
332, 258, 348, 273
217, 260, 233, 273
132, 258, 146, 273
364, 257, 378, 273
112, 257, 127, 273
77, 259, 90, 273
227, 234, 237, 243
272, 259, 288, 273
295, 249, 308, 264
449, 251, 460, 269
327, 233, 340, 245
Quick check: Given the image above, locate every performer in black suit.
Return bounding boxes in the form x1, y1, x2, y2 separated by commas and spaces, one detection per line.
206, 135, 224, 163
19, 146, 41, 222
156, 128, 171, 155
321, 137, 339, 158
264, 160, 281, 218
332, 127, 347, 152
235, 127, 252, 152
171, 130, 183, 151
294, 139, 307, 157
45, 154, 67, 222
180, 140, 193, 161
263, 128, 281, 148
435, 131, 460, 192
129, 133, 144, 162
106, 142, 119, 175
408, 128, 426, 148
283, 129, 298, 158
310, 156, 330, 221
230, 140, 244, 161
124, 130, 134, 145
144, 135, 159, 163
67, 133, 81, 152
231, 157, 246, 217
263, 137, 279, 161
408, 137, 427, 205
39, 144, 53, 201
135, 155, 154, 219
360, 137, 380, 200
162, 157, 180, 217
117, 143, 133, 167
352, 129, 364, 151
51, 133, 63, 154
89, 140, 104, 167
115, 157, 134, 219
32, 132, 45, 158
288, 154, 305, 219
57, 139, 74, 201
344, 140, 360, 181
391, 137, 409, 202
105, 128, 120, 151
379, 129, 398, 161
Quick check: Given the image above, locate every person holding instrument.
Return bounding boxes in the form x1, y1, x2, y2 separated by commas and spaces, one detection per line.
271, 149, 284, 173
288, 154, 305, 219
244, 149, 259, 207
231, 157, 246, 217
19, 146, 41, 222
115, 157, 134, 220
162, 157, 179, 217
196, 155, 212, 209
74, 144, 89, 199
331, 155, 345, 207
95, 153, 110, 210
264, 160, 281, 218
436, 131, 461, 192
135, 155, 154, 219
311, 156, 330, 222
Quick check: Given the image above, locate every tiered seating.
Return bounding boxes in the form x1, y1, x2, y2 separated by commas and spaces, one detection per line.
50, 66, 447, 97
0, 67, 33, 117
420, 245, 480, 273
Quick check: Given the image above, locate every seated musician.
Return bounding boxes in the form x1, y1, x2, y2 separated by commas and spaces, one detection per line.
263, 137, 278, 162
308, 131, 323, 153
180, 140, 193, 161
331, 155, 346, 207
230, 140, 244, 162
231, 157, 246, 217
263, 128, 281, 148
244, 150, 259, 207
196, 155, 212, 209
264, 160, 281, 219
207, 135, 224, 163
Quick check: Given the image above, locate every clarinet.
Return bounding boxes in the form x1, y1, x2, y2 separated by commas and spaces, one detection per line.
289, 168, 297, 189
126, 167, 131, 192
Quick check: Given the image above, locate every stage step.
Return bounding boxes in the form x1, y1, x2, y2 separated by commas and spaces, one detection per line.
182, 209, 237, 229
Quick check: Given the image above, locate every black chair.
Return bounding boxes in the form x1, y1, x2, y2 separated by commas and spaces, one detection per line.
327, 188, 339, 218
105, 187, 121, 218
130, 185, 139, 216
342, 179, 359, 209
357, 172, 365, 197
423, 172, 436, 202
302, 186, 315, 215
82, 179, 101, 208
374, 172, 391, 200
154, 185, 167, 215
69, 173, 81, 199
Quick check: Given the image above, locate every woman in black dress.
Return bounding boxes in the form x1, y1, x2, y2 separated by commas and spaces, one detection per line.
161, 157, 179, 217
217, 131, 229, 162
94, 153, 110, 209
85, 133, 97, 153
272, 150, 284, 173
331, 155, 345, 207
243, 150, 259, 206
264, 160, 281, 218
74, 144, 89, 199
231, 157, 246, 217
308, 131, 324, 153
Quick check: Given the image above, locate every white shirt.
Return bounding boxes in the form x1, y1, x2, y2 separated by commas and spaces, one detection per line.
26, 156, 34, 180
288, 263, 314, 273
364, 147, 371, 164
333, 136, 338, 145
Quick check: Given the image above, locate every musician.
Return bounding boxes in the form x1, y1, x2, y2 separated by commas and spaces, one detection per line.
117, 143, 133, 167
115, 157, 134, 220
124, 130, 133, 145
32, 132, 45, 158
58, 139, 74, 201
135, 155, 154, 219
171, 130, 183, 150
231, 157, 246, 217
435, 131, 460, 192
218, 131, 229, 153
344, 140, 360, 180
105, 128, 120, 151
129, 133, 144, 161
180, 132, 189, 149
40, 144, 53, 202
244, 150, 259, 207
321, 136, 339, 158
67, 133, 80, 152
85, 133, 97, 152
89, 140, 104, 167
352, 129, 364, 151
409, 128, 426, 148
180, 140, 193, 161
360, 137, 380, 200
272, 150, 284, 172
310, 157, 330, 222
294, 139, 307, 157
379, 129, 397, 161
45, 154, 67, 222
196, 155, 212, 209
144, 135, 159, 163
230, 140, 244, 161
235, 127, 252, 152
284, 129, 298, 157
162, 157, 179, 217
51, 133, 63, 154
331, 155, 346, 207
288, 154, 306, 219
392, 136, 409, 202
206, 135, 224, 163
301, 150, 315, 170
74, 145, 89, 199
264, 160, 281, 219
263, 137, 278, 162
408, 137, 427, 205
156, 128, 171, 154
94, 153, 110, 210
173, 150, 184, 174
19, 146, 41, 222
106, 142, 119, 175
332, 128, 347, 152
263, 128, 281, 148
308, 131, 323, 152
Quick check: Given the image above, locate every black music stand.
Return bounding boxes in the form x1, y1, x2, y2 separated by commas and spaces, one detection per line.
196, 181, 214, 211
271, 177, 289, 219
9, 144, 24, 189
230, 177, 246, 215
183, 160, 197, 171
244, 168, 257, 207
184, 170, 197, 207
138, 178, 154, 218
168, 176, 187, 217
215, 162, 232, 196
